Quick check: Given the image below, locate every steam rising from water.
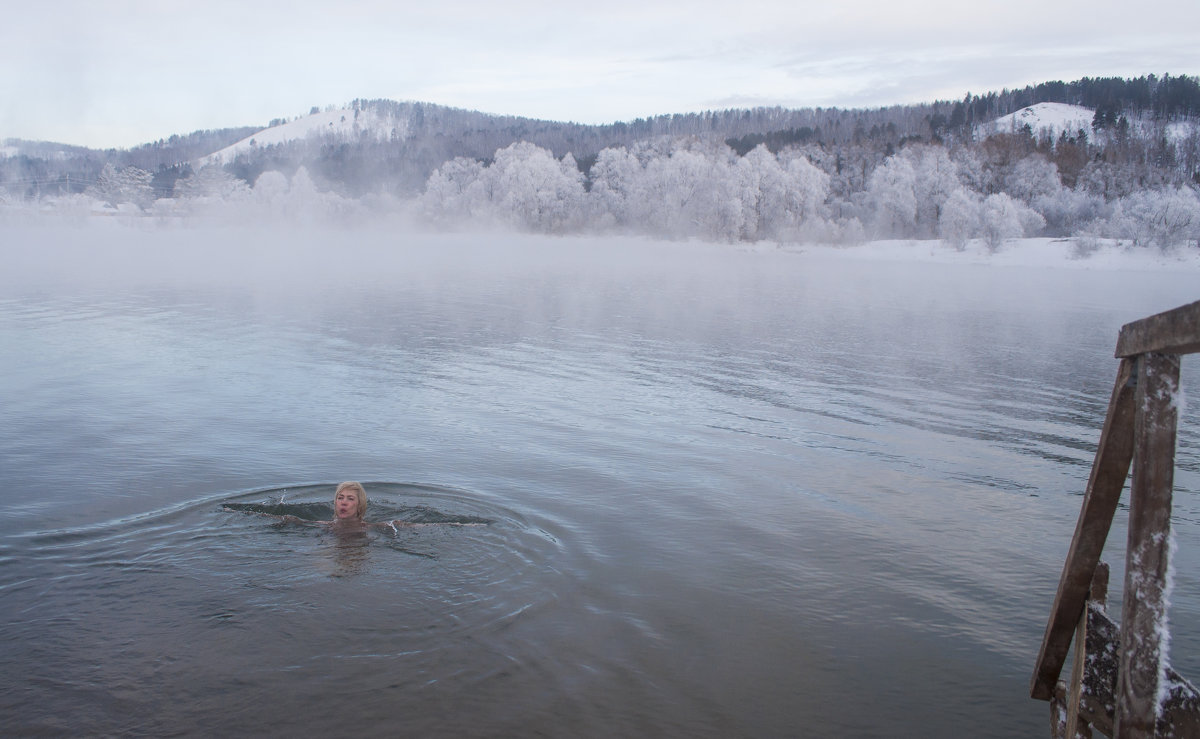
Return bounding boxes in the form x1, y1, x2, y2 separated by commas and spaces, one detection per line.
2, 221, 1198, 737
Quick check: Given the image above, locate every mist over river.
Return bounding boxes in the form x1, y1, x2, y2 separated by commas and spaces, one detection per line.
1, 226, 1198, 737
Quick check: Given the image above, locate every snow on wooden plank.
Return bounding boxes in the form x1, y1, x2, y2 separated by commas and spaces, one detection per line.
1114, 300, 1200, 358
1065, 564, 1108, 739
1080, 604, 1200, 738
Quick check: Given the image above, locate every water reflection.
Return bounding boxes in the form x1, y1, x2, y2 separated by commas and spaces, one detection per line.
319, 527, 371, 578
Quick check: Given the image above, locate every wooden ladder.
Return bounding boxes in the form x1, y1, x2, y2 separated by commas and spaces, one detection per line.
1031, 299, 1200, 738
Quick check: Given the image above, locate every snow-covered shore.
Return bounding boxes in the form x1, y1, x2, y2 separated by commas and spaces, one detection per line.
4, 214, 1199, 279
773, 236, 1200, 272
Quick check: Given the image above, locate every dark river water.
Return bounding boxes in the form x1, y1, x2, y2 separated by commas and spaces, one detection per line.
1, 225, 1198, 737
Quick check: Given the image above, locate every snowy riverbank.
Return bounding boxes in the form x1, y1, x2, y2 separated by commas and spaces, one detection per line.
772, 236, 1200, 272
4, 217, 1200, 280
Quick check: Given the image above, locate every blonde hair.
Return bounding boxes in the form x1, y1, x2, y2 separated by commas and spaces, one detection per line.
334, 481, 368, 519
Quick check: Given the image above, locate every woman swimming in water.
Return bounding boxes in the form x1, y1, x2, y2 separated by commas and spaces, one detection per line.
331, 481, 370, 523
332, 481, 485, 529
226, 481, 483, 530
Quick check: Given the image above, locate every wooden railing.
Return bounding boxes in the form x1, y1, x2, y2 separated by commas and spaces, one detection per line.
1031, 299, 1200, 738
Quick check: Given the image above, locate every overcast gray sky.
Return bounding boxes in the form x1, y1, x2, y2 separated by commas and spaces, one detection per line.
3, 0, 1198, 149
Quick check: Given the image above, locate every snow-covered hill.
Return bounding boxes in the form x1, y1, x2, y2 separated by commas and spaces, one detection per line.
976, 101, 1198, 145
197, 105, 412, 167
1, 142, 85, 161
977, 102, 1095, 142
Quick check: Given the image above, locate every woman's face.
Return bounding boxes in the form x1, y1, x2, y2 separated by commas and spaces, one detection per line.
334, 489, 360, 520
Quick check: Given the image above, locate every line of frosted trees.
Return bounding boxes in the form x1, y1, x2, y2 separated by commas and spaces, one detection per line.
418, 137, 1200, 251
10, 163, 363, 224
9, 135, 1198, 252
420, 139, 833, 243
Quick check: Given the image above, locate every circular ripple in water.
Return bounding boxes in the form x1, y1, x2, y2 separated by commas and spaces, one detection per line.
1, 481, 575, 737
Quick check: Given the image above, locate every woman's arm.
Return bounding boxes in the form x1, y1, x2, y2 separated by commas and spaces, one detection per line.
375, 519, 487, 532
223, 506, 326, 526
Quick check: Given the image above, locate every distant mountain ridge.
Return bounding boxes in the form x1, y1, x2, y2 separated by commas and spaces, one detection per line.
4, 77, 1199, 254
9, 72, 1196, 159
2, 74, 1198, 202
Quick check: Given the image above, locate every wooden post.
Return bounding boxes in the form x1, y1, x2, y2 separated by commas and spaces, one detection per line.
1114, 352, 1181, 738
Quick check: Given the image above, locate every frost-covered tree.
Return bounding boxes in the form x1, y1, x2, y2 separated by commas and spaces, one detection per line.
418, 142, 584, 233
89, 164, 155, 210
287, 167, 322, 220
682, 143, 745, 241
735, 145, 783, 240
903, 145, 961, 237
980, 192, 1045, 251
736, 144, 830, 241
731, 146, 835, 242
951, 148, 989, 195
1003, 155, 1062, 205
1110, 187, 1200, 250
45, 193, 97, 223
625, 139, 744, 241
420, 157, 490, 226
866, 155, 917, 238
1077, 160, 1140, 200
939, 190, 981, 250
283, 167, 356, 222
586, 146, 644, 231
488, 142, 585, 233
175, 164, 251, 201
830, 216, 867, 246
1034, 187, 1109, 237
252, 170, 291, 209
779, 151, 832, 237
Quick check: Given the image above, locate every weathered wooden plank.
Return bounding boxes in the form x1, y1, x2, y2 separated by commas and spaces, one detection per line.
1067, 565, 1109, 739
1053, 684, 1067, 739
1053, 682, 1071, 739
1055, 681, 1094, 739
1079, 601, 1200, 737
1083, 602, 1120, 736
1115, 299, 1200, 358
1032, 359, 1137, 700
1115, 352, 1181, 738
1065, 608, 1093, 739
